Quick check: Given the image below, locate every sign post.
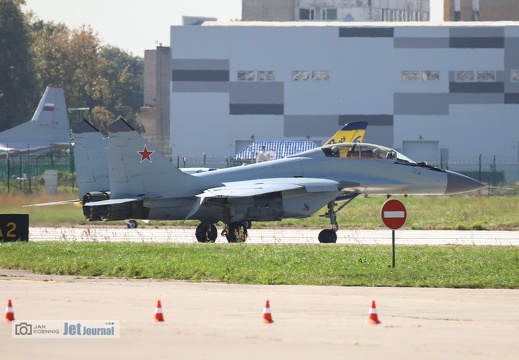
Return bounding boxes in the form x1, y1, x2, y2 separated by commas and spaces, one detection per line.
380, 199, 407, 268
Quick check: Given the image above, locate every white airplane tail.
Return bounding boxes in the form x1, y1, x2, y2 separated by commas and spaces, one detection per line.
71, 120, 110, 199
106, 118, 217, 199
0, 85, 69, 152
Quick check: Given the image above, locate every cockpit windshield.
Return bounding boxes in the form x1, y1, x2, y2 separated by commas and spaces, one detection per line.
321, 143, 416, 164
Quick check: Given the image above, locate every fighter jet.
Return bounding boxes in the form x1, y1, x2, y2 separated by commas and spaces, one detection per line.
78, 118, 485, 243
0, 86, 69, 155
71, 120, 369, 203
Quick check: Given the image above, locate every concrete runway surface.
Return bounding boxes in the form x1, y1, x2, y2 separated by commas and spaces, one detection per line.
1, 270, 518, 360
29, 226, 519, 245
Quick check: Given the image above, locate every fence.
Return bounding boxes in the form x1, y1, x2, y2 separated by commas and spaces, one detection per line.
1, 151, 518, 194
0, 150, 74, 193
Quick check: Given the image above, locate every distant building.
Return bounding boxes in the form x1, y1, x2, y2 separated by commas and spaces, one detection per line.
139, 46, 171, 158
242, 0, 430, 22
446, 0, 519, 21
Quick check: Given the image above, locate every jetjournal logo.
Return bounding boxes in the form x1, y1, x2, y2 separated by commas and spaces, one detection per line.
12, 320, 120, 339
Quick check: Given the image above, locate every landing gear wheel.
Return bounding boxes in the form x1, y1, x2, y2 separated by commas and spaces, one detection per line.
225, 222, 248, 243
126, 220, 138, 229
318, 229, 337, 243
195, 223, 218, 243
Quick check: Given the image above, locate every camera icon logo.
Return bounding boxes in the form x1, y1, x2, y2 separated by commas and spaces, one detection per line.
15, 322, 33, 336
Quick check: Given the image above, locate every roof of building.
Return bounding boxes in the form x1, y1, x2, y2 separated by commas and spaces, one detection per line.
201, 20, 519, 28
234, 140, 318, 160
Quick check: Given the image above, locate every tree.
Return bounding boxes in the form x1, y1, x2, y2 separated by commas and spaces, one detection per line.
99, 46, 144, 132
0, 0, 37, 131
29, 20, 71, 96
29, 19, 144, 132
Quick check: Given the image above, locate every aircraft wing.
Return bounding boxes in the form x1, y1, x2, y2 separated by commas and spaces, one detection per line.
198, 178, 340, 198
23, 199, 80, 207
186, 178, 341, 219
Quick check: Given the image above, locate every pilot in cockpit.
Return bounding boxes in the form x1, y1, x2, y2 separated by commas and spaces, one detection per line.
386, 150, 396, 160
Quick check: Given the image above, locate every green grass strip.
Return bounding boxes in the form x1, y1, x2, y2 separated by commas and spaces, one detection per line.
1, 242, 518, 288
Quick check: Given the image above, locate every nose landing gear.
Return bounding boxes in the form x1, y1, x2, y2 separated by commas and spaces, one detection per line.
318, 195, 358, 243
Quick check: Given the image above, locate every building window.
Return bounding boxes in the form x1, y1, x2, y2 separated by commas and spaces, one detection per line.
299, 8, 315, 20
456, 70, 496, 82
321, 8, 337, 21
402, 70, 440, 82
456, 71, 475, 82
402, 71, 420, 81
292, 70, 310, 81
477, 70, 495, 82
422, 71, 440, 81
312, 70, 330, 81
258, 71, 275, 81
237, 70, 255, 81
512, 70, 519, 82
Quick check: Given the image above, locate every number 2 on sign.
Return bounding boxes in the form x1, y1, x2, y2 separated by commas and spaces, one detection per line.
0, 222, 17, 238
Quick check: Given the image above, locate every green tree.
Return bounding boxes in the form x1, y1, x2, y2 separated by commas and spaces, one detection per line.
29, 20, 71, 96
0, 0, 37, 131
29, 18, 144, 132
99, 46, 144, 131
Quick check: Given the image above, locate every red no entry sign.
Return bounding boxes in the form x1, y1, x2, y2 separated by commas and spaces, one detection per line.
381, 199, 407, 230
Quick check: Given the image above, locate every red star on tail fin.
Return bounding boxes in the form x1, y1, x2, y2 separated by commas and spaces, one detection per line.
138, 145, 154, 162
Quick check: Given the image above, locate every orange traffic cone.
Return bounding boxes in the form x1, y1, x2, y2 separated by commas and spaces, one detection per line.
154, 300, 164, 322
368, 300, 381, 325
262, 300, 274, 323
4, 299, 15, 322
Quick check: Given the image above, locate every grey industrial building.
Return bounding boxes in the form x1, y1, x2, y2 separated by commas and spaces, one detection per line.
169, 21, 519, 179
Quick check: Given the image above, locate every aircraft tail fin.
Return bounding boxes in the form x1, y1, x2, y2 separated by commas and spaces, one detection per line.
0, 85, 69, 151
106, 118, 216, 199
324, 121, 369, 145
71, 120, 110, 199
30, 85, 68, 128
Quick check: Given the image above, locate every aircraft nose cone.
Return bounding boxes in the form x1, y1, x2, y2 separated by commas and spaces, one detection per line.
445, 170, 486, 195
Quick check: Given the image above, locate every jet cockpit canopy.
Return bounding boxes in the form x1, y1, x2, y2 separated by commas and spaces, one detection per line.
321, 142, 416, 164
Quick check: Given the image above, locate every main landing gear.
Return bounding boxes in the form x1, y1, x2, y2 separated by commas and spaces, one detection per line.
195, 223, 218, 242
222, 222, 248, 243
318, 196, 358, 244
195, 221, 249, 243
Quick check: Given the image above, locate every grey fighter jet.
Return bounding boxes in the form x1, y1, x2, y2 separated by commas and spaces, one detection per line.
78, 118, 485, 243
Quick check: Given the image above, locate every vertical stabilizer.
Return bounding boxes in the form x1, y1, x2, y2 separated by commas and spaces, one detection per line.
106, 118, 217, 199
324, 121, 369, 145
71, 120, 110, 198
0, 85, 70, 151
30, 86, 68, 129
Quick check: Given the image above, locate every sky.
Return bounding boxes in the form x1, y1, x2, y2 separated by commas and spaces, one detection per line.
23, 0, 242, 57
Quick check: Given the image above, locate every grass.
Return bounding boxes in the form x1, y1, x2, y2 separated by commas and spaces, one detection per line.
1, 191, 518, 289
0, 242, 517, 288
1, 191, 518, 230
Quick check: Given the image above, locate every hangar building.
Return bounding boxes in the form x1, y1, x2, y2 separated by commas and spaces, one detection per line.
169, 21, 519, 174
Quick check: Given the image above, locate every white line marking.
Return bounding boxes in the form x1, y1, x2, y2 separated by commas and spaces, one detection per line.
383, 211, 405, 218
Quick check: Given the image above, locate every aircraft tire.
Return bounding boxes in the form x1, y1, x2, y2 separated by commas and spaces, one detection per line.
127, 220, 138, 229
195, 223, 217, 243
226, 222, 248, 243
318, 229, 337, 243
